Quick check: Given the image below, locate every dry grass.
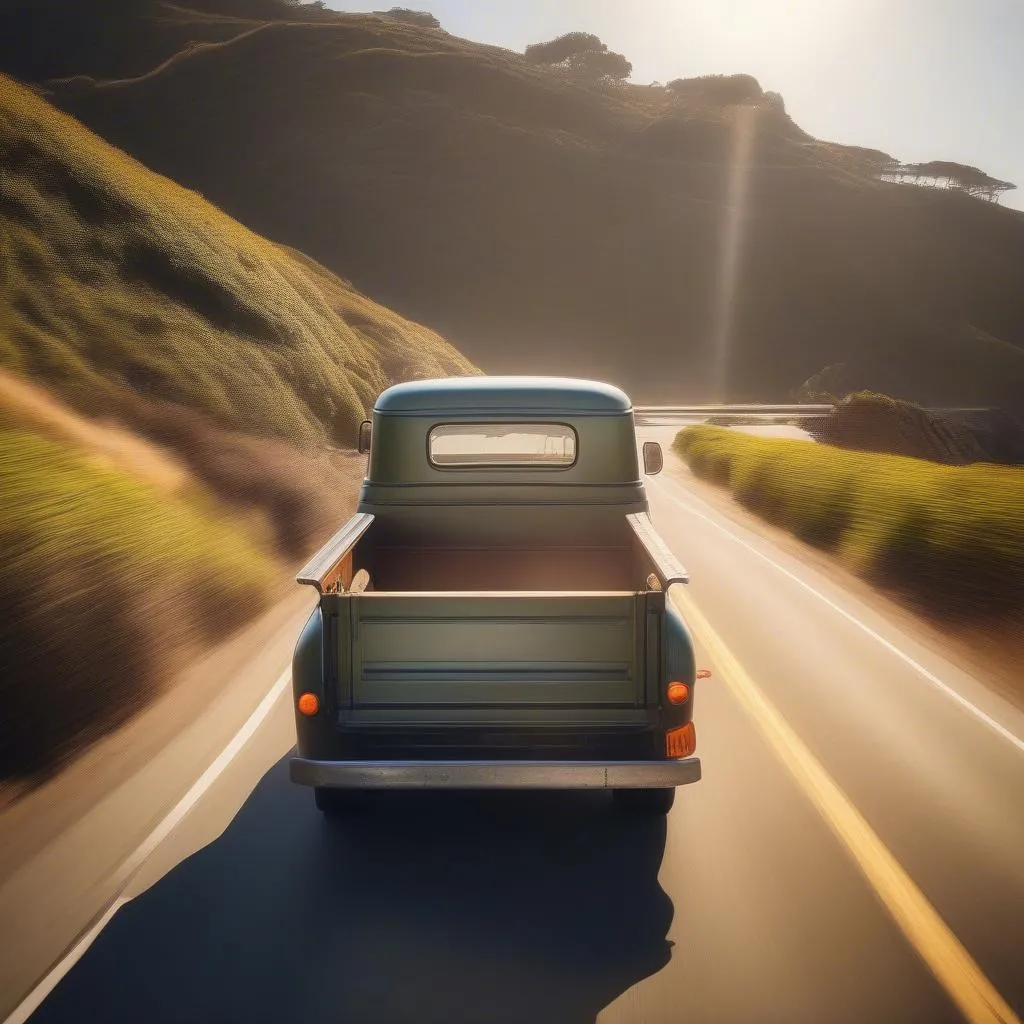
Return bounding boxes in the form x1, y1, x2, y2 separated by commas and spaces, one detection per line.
674, 425, 1024, 624
0, 423, 279, 781
0, 367, 188, 492
0, 368, 360, 562
116, 393, 364, 559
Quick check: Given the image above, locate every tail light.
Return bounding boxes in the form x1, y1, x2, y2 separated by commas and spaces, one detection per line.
297, 692, 320, 716
666, 681, 690, 705
666, 723, 696, 758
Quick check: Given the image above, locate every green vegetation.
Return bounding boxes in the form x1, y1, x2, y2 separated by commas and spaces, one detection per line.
0, 73, 474, 449
373, 8, 440, 29
524, 32, 632, 81
673, 425, 1024, 622
665, 74, 764, 105
0, 72, 470, 782
0, 424, 278, 780
885, 159, 1015, 204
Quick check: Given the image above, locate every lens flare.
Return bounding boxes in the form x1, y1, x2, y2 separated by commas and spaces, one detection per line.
710, 104, 757, 402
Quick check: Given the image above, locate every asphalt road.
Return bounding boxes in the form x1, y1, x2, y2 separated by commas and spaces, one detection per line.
8, 434, 1024, 1024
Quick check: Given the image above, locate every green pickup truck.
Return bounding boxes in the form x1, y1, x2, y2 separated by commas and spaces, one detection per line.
290, 376, 701, 815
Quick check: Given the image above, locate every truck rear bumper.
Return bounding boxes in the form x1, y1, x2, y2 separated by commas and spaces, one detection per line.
289, 756, 701, 789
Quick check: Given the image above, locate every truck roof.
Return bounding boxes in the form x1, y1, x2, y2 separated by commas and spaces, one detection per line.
373, 376, 632, 416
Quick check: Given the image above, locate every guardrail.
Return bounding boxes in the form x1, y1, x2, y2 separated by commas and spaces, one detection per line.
634, 404, 833, 419
634, 404, 995, 420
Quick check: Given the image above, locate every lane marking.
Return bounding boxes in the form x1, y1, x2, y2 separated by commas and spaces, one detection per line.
650, 474, 1024, 755
671, 587, 1021, 1024
4, 667, 293, 1024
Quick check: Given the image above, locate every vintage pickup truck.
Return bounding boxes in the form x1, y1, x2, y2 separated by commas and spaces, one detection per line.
290, 376, 700, 815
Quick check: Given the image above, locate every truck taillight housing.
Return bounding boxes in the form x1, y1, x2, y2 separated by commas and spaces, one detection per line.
666, 681, 689, 705
666, 723, 696, 758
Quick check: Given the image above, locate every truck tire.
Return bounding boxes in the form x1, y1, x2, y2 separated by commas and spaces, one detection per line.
314, 787, 370, 815
613, 787, 675, 815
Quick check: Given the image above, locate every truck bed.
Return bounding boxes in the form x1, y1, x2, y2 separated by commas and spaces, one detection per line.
366, 546, 636, 591
298, 511, 687, 726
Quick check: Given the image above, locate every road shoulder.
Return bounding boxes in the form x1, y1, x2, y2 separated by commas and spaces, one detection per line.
0, 587, 313, 1020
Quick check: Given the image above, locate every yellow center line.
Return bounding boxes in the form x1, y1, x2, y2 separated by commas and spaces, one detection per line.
671, 587, 1021, 1024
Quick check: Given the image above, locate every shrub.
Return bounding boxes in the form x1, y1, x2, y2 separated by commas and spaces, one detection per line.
525, 33, 605, 66
373, 8, 441, 30
524, 32, 632, 81
665, 74, 763, 105
673, 425, 1024, 623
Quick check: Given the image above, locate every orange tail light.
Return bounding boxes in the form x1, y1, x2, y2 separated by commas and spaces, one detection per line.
666, 722, 696, 758
297, 692, 320, 716
666, 681, 690, 705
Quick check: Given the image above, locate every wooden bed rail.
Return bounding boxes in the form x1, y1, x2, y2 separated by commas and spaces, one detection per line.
296, 513, 375, 594
627, 513, 689, 588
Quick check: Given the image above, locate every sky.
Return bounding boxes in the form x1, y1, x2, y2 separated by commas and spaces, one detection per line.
323, 0, 1024, 210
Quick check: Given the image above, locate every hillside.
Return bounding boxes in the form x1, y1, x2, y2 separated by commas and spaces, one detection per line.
0, 49, 477, 783
5, 0, 1024, 409
0, 372, 279, 779
0, 71, 474, 452
0, 0, 334, 84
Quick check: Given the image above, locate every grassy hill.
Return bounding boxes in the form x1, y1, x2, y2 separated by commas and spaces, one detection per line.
0, 67, 473, 782
5, 0, 1023, 409
0, 372, 279, 780
0, 71, 474, 451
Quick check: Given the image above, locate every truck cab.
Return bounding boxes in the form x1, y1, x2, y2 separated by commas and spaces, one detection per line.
290, 376, 700, 815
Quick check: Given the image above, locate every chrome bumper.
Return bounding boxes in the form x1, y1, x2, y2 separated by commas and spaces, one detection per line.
290, 757, 701, 789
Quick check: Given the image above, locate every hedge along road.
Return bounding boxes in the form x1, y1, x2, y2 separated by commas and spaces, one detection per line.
6, 433, 1024, 1024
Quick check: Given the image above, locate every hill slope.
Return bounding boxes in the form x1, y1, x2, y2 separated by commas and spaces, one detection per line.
6, 0, 1023, 410
0, 71, 474, 448
0, 394, 277, 779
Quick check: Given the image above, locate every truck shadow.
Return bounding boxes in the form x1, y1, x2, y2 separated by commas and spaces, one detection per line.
31, 758, 674, 1024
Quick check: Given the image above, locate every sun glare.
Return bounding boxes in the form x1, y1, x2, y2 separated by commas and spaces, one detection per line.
710, 104, 757, 403
687, 0, 854, 57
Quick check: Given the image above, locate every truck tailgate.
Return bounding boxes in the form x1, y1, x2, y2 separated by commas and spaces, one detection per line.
340, 593, 645, 708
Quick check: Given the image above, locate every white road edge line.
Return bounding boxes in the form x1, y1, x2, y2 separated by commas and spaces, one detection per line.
4, 667, 293, 1024
650, 474, 1024, 755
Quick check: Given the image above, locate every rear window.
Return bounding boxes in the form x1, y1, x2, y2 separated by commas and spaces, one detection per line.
428, 422, 577, 468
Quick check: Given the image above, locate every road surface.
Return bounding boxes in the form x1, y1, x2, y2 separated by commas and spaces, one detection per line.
5, 433, 1024, 1024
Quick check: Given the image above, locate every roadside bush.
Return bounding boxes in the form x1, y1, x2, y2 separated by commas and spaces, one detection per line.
673, 425, 1024, 623
525, 32, 632, 81
0, 428, 278, 781
373, 8, 441, 30
665, 74, 763, 105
